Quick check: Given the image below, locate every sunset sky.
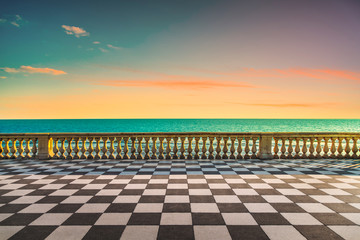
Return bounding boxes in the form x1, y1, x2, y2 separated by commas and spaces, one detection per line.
1, 0, 360, 119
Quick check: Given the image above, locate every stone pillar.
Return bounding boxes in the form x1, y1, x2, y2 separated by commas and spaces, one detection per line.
259, 135, 273, 160
37, 134, 50, 160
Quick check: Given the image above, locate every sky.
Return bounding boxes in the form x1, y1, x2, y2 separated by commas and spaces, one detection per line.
1, 0, 360, 119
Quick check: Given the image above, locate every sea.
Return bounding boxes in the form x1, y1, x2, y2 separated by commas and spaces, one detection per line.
0, 119, 359, 133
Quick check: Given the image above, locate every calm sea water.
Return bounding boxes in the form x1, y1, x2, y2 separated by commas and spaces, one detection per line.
0, 119, 359, 133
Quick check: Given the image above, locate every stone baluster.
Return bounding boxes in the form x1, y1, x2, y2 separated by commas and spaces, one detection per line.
18, 138, 24, 159
116, 137, 123, 159
251, 137, 258, 159
173, 137, 179, 159
94, 137, 101, 159
108, 137, 115, 159
215, 137, 222, 159
87, 137, 94, 159
123, 137, 129, 159
10, 138, 17, 159
344, 137, 351, 159
244, 137, 250, 159
352, 137, 359, 159
208, 137, 214, 159
137, 137, 144, 159
52, 138, 59, 159
129, 137, 136, 159
0, 138, 3, 159
66, 137, 74, 160
79, 137, 87, 159
229, 137, 236, 159
273, 138, 279, 159
158, 137, 165, 159
144, 137, 150, 159
201, 136, 207, 159
101, 137, 109, 159
337, 137, 344, 158
294, 138, 300, 159
151, 137, 157, 159
301, 137, 308, 158
330, 137, 336, 158
286, 138, 293, 159
315, 137, 322, 159
323, 137, 329, 158
222, 137, 229, 159
72, 137, 80, 159
165, 137, 172, 159
308, 137, 315, 159
31, 138, 37, 159
24, 138, 31, 159
187, 137, 193, 160
4, 138, 10, 159
178, 137, 185, 159
237, 137, 243, 159
194, 137, 200, 159
280, 138, 286, 159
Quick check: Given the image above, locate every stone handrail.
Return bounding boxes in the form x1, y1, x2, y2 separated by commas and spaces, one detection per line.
0, 132, 359, 160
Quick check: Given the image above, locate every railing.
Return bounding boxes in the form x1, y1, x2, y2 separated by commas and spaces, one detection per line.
0, 133, 359, 160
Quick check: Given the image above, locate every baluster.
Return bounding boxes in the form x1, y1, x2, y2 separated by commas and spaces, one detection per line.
10, 138, 17, 159
4, 138, 10, 159
73, 137, 80, 159
301, 137, 308, 158
237, 137, 243, 159
137, 137, 144, 159
229, 137, 236, 159
308, 137, 315, 159
244, 137, 250, 159
123, 137, 129, 159
337, 137, 344, 158
187, 137, 193, 160
315, 137, 322, 159
287, 138, 293, 159
178, 137, 184, 159
222, 137, 229, 159
116, 137, 123, 159
151, 137, 157, 159
208, 137, 214, 159
25, 138, 31, 158
215, 137, 222, 159
18, 138, 24, 159
94, 137, 101, 159
344, 137, 351, 159
330, 137, 336, 158
108, 137, 115, 159
129, 137, 136, 159
66, 137, 73, 160
0, 138, 3, 159
273, 138, 279, 159
352, 137, 359, 159
52, 138, 59, 159
165, 137, 172, 159
294, 138, 300, 159
79, 137, 87, 159
31, 138, 37, 159
280, 138, 286, 159
251, 137, 258, 159
101, 137, 109, 159
323, 137, 329, 158
158, 137, 164, 159
201, 136, 208, 159
194, 137, 200, 159
173, 137, 179, 159
87, 137, 94, 159
144, 137, 150, 159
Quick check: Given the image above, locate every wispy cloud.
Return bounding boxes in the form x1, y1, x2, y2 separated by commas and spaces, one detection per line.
228, 102, 336, 108
95, 79, 255, 90
99, 48, 109, 53
0, 14, 26, 27
1, 66, 67, 75
61, 25, 89, 37
107, 44, 122, 50
93, 41, 100, 44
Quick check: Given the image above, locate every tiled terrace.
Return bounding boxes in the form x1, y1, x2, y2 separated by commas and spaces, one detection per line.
0, 158, 359, 240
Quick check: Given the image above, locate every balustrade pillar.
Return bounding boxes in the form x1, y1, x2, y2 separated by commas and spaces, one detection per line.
258, 135, 272, 160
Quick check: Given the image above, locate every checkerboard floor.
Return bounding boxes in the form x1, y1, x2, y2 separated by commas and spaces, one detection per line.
0, 159, 359, 239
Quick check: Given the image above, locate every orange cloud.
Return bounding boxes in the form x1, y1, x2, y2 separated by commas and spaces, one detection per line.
1, 66, 66, 75
228, 102, 336, 108
61, 25, 89, 37
95, 79, 255, 89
